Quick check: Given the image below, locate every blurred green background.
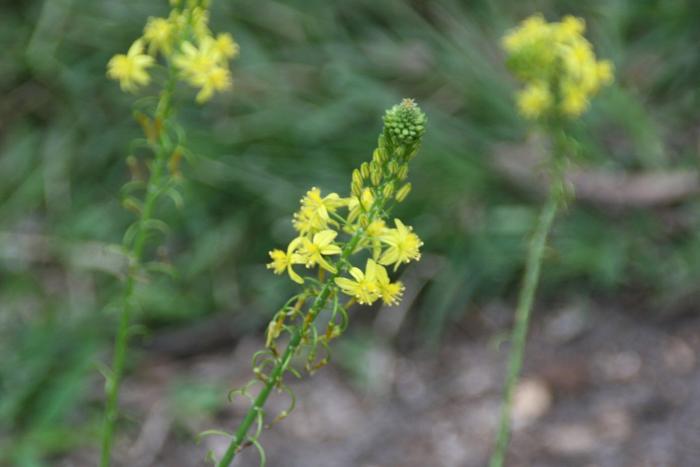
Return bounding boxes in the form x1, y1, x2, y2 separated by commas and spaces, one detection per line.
1, 0, 699, 464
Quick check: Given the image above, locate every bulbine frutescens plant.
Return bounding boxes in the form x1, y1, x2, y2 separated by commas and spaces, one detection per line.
490, 15, 613, 467
101, 1, 238, 466
205, 99, 426, 467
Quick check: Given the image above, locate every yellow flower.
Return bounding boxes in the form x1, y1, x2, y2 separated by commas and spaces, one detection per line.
502, 14, 547, 52
362, 219, 386, 260
174, 40, 215, 78
304, 187, 346, 212
503, 14, 613, 120
292, 206, 325, 235
561, 82, 588, 117
190, 7, 211, 41
293, 188, 344, 235
143, 17, 175, 56
516, 82, 551, 120
298, 230, 342, 273
366, 219, 387, 237
596, 60, 614, 86
379, 219, 422, 271
267, 237, 305, 284
168, 9, 187, 31
558, 15, 585, 39
334, 259, 380, 305
193, 65, 232, 103
374, 262, 404, 306
173, 38, 233, 102
214, 33, 240, 59
562, 40, 595, 79
107, 39, 154, 92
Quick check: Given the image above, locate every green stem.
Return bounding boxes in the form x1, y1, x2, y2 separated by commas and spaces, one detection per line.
99, 70, 176, 467
217, 232, 364, 467
489, 131, 567, 467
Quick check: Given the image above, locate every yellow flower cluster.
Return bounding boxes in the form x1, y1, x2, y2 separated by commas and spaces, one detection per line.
502, 14, 614, 119
267, 187, 421, 306
107, 0, 238, 103
267, 99, 426, 308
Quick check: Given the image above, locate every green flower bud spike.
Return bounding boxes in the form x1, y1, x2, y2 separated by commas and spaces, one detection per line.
383, 98, 427, 146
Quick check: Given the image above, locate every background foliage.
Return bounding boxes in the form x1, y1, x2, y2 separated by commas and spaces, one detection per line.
1, 0, 699, 464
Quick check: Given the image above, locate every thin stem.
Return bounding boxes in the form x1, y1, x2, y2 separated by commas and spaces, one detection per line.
99, 70, 176, 467
489, 130, 567, 467
216, 232, 364, 467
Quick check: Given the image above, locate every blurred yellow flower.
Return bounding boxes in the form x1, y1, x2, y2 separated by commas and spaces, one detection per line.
143, 17, 175, 56
517, 82, 552, 119
561, 83, 588, 116
192, 65, 232, 103
107, 39, 154, 92
214, 33, 240, 59
173, 37, 234, 102
503, 14, 614, 119
190, 7, 211, 41
108, 2, 238, 104
596, 60, 614, 86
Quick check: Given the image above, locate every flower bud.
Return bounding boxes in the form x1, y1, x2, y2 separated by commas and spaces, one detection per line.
373, 147, 387, 165
370, 170, 382, 187
360, 162, 370, 179
397, 164, 409, 180
360, 188, 374, 210
387, 160, 399, 175
382, 98, 427, 145
395, 182, 411, 202
352, 169, 363, 187
383, 182, 395, 199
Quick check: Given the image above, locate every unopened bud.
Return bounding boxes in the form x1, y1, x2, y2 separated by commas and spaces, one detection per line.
383, 182, 395, 199
387, 160, 399, 174
396, 182, 412, 202
360, 188, 374, 210
382, 98, 427, 145
370, 170, 382, 186
397, 164, 409, 180
360, 162, 370, 179
352, 169, 363, 187
373, 147, 387, 164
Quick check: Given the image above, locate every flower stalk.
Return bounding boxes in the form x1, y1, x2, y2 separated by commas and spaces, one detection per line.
489, 128, 567, 467
212, 99, 427, 467
100, 1, 239, 465
489, 14, 613, 467
100, 70, 175, 467
218, 234, 361, 467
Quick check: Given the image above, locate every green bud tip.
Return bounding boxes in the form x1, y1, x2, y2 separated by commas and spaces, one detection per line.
383, 98, 427, 145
